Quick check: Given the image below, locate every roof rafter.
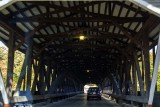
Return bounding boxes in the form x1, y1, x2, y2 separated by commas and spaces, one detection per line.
34, 33, 127, 39
10, 17, 145, 23
113, 1, 148, 17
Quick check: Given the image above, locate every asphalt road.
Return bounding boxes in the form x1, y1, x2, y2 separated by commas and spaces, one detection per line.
43, 94, 121, 107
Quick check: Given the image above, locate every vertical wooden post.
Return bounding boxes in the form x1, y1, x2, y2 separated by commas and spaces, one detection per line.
143, 37, 151, 96
132, 62, 137, 95
68, 76, 78, 92
129, 64, 134, 95
64, 78, 67, 93
141, 52, 145, 85
152, 47, 157, 91
31, 59, 38, 93
15, 35, 33, 96
120, 61, 124, 93
36, 57, 43, 93
6, 32, 15, 97
134, 52, 144, 96
68, 79, 72, 92
50, 66, 57, 93
111, 73, 121, 94
23, 77, 26, 91
52, 65, 58, 83
26, 36, 33, 91
48, 70, 67, 94
50, 68, 54, 86
38, 53, 45, 94
16, 58, 27, 92
119, 61, 123, 93
125, 60, 131, 95
152, 47, 156, 66
46, 57, 51, 91
66, 78, 69, 93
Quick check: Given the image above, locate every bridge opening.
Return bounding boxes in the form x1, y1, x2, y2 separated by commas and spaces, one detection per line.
0, 0, 160, 107
84, 84, 97, 94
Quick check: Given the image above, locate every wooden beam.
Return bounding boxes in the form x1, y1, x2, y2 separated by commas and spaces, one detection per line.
15, 57, 27, 92
38, 53, 45, 95
119, 61, 123, 93
24, 1, 104, 20
132, 62, 137, 95
14, 41, 23, 51
134, 52, 144, 96
0, 20, 39, 52
26, 36, 33, 91
35, 23, 109, 55
15, 37, 34, 92
51, 66, 58, 84
46, 43, 124, 51
136, 15, 160, 40
124, 60, 131, 95
6, 31, 15, 97
143, 36, 151, 96
106, 93, 148, 103
46, 57, 51, 90
111, 73, 121, 94
51, 49, 119, 56
10, 17, 145, 23
34, 33, 127, 39
54, 58, 115, 63
48, 70, 67, 94
0, 28, 9, 37
112, 21, 141, 48
113, 1, 148, 17
5, 5, 36, 18
125, 15, 160, 55
26, 23, 47, 37
24, 1, 146, 24
31, 59, 39, 94
27, 1, 104, 9
141, 50, 145, 83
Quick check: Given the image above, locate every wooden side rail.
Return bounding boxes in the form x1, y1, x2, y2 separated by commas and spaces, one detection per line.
10, 91, 82, 103
104, 93, 148, 103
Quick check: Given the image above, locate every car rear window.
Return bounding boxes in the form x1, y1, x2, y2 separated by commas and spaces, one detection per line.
88, 88, 99, 92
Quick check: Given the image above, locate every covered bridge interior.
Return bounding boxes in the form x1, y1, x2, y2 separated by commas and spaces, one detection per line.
0, 0, 160, 107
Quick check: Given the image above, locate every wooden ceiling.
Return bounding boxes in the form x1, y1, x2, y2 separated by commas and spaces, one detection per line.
0, 1, 160, 83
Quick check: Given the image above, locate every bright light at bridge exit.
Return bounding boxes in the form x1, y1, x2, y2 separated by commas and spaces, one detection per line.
86, 70, 90, 73
84, 84, 97, 93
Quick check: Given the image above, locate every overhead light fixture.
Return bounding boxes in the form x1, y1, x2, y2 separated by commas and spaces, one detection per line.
79, 35, 85, 40
79, 35, 85, 41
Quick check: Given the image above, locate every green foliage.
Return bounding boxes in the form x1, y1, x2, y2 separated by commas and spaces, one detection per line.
13, 50, 25, 89
0, 47, 8, 83
149, 52, 160, 91
135, 52, 160, 92
0, 46, 24, 90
